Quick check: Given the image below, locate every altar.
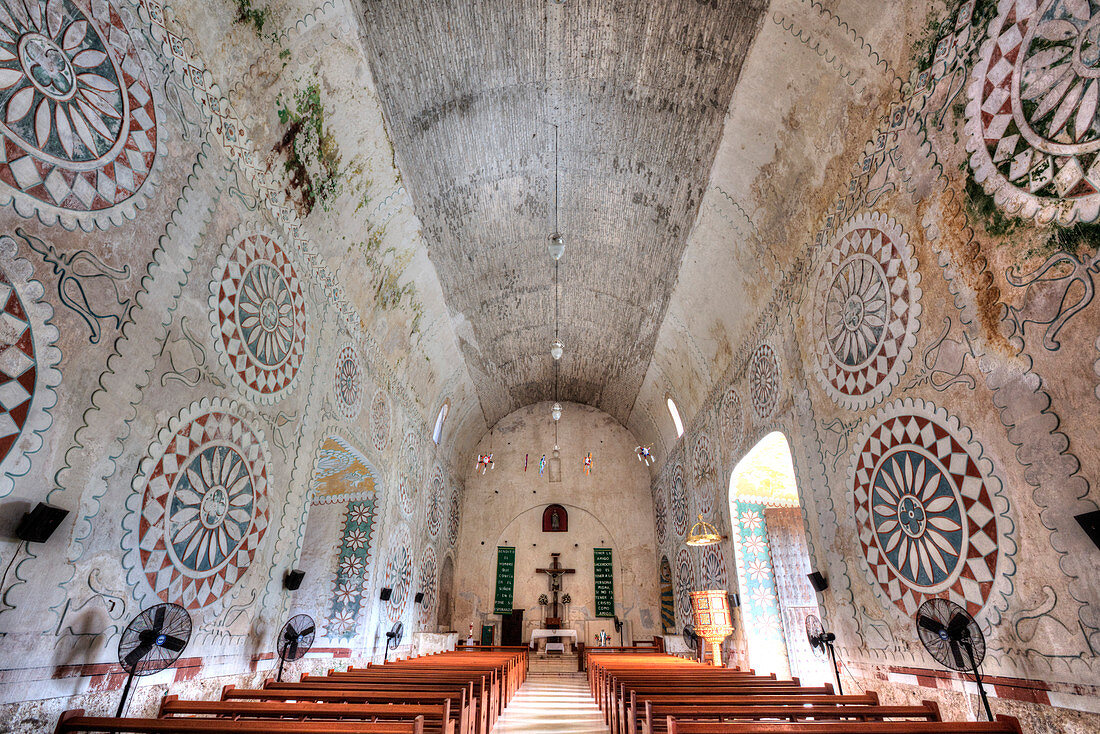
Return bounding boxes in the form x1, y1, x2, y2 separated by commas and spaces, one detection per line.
529, 628, 578, 653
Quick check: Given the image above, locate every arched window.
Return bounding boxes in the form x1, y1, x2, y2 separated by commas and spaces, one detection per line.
432, 400, 449, 444
666, 396, 684, 438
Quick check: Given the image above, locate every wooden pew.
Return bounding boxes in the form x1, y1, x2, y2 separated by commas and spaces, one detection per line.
665, 716, 1024, 734
55, 709, 423, 734
159, 697, 454, 734
629, 694, 885, 734
641, 701, 941, 734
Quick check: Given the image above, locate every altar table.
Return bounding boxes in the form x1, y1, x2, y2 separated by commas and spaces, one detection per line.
529, 628, 578, 652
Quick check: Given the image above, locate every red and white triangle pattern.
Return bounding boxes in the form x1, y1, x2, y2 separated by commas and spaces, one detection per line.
214, 233, 307, 403
137, 407, 270, 611
0, 0, 158, 216
851, 401, 1000, 618
0, 270, 35, 467
813, 214, 919, 411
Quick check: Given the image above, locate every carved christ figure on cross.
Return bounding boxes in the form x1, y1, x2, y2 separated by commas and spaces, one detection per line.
535, 552, 575, 627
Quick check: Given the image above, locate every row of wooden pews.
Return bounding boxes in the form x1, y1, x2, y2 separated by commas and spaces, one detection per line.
55, 647, 527, 734
585, 650, 1023, 734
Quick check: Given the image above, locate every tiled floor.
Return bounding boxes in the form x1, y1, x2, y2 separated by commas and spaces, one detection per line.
492, 674, 610, 734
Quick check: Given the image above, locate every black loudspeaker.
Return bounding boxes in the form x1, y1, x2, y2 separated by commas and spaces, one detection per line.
807, 571, 829, 593
380, 587, 392, 601
284, 569, 305, 591
15, 502, 68, 543
414, 592, 424, 604
1076, 511, 1100, 549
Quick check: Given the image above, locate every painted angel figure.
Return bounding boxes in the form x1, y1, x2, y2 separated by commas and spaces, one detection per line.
583, 453, 593, 475
636, 445, 654, 466
476, 453, 494, 474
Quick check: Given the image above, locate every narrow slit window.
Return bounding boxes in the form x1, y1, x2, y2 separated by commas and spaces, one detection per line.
433, 401, 449, 444
667, 396, 684, 438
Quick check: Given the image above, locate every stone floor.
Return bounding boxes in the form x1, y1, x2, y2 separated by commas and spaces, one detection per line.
492, 674, 610, 734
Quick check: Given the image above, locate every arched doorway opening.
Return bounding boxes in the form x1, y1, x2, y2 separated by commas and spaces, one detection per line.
728, 431, 827, 683
437, 555, 455, 630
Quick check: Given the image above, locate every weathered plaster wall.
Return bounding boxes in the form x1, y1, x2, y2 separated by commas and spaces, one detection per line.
451, 402, 659, 646
0, 0, 467, 729
641, 0, 1100, 731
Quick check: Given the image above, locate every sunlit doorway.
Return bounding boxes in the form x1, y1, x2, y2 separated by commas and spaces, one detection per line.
728, 432, 828, 684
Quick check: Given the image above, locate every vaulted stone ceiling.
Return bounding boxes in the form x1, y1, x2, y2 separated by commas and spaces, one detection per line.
357, 0, 768, 426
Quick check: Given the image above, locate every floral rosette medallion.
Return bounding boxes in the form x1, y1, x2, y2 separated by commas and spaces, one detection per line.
850, 398, 1011, 618
210, 228, 308, 404
383, 523, 413, 623
967, 0, 1100, 223
0, 234, 59, 498
811, 213, 921, 411
425, 465, 444, 538
333, 343, 362, 421
370, 389, 390, 451
0, 0, 164, 228
675, 547, 696, 626
416, 545, 437, 626
748, 342, 780, 420
127, 398, 271, 610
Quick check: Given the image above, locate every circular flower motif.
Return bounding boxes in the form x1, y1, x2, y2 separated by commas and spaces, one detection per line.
743, 535, 767, 555
675, 548, 696, 625
718, 388, 744, 454
851, 399, 1007, 617
745, 557, 771, 583
967, 0, 1100, 223
384, 525, 412, 623
739, 509, 762, 532
447, 486, 461, 546
210, 230, 307, 404
333, 344, 362, 421
812, 213, 920, 410
0, 0, 162, 226
692, 432, 712, 480
670, 462, 688, 537
417, 546, 437, 627
370, 389, 390, 451
398, 473, 415, 516
700, 545, 728, 589
748, 342, 780, 420
338, 556, 363, 577
0, 234, 59, 499
128, 399, 270, 610
654, 485, 668, 546
425, 466, 444, 538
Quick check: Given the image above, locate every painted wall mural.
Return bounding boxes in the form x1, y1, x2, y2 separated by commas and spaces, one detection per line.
310, 435, 377, 504
324, 499, 378, 639
810, 213, 921, 411
0, 0, 165, 229
659, 555, 675, 633
0, 233, 58, 498
967, 0, 1100, 223
125, 398, 271, 611
425, 464, 443, 539
210, 228, 308, 404
850, 398, 1013, 618
333, 343, 363, 421
416, 544, 437, 627
383, 522, 413, 624
748, 342, 780, 421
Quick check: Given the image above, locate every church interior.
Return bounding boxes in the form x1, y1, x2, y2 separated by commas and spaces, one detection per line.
1, 0, 1100, 732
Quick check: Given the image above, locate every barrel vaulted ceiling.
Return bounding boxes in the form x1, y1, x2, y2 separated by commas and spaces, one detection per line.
356, 0, 769, 427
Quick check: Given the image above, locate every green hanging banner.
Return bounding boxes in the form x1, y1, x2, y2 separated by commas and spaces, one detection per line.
494, 546, 516, 614
594, 547, 615, 617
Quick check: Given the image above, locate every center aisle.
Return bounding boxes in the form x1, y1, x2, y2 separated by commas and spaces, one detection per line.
491, 673, 610, 734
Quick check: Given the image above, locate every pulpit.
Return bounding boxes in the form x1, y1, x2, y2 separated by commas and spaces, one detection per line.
690, 589, 734, 667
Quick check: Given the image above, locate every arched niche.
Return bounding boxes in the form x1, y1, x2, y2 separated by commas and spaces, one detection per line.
542, 504, 568, 532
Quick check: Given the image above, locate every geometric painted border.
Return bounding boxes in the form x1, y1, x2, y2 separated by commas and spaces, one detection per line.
811, 212, 921, 411
849, 398, 1013, 620
124, 397, 271, 611
0, 233, 60, 498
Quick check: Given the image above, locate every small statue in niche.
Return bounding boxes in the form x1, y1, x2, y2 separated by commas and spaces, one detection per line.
542, 504, 568, 532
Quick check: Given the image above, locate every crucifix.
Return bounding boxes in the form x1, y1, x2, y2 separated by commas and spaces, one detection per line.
535, 552, 575, 628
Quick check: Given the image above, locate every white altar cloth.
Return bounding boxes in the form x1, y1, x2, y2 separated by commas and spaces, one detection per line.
529, 629, 578, 649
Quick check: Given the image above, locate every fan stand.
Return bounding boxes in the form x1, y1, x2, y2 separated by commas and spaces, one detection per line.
384, 636, 393, 663
963, 638, 993, 721
115, 668, 137, 718
276, 653, 287, 683
823, 638, 843, 696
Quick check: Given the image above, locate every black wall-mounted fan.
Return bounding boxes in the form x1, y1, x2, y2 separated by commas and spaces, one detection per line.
384, 621, 404, 662
116, 603, 192, 716
805, 614, 843, 694
915, 598, 992, 721
275, 614, 315, 682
